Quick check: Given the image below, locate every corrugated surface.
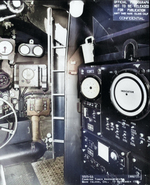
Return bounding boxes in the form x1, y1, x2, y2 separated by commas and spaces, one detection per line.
3, 156, 64, 185
32, 157, 64, 185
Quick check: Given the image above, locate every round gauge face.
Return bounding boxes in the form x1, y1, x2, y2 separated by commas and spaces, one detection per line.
22, 68, 34, 80
12, 0, 21, 8
110, 72, 147, 117
33, 46, 43, 56
19, 45, 30, 55
0, 41, 13, 55
81, 77, 100, 99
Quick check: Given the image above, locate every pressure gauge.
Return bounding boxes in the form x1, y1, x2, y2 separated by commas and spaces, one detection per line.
81, 77, 100, 99
18, 43, 44, 57
0, 41, 13, 55
22, 68, 35, 80
7, 0, 24, 14
12, 1, 21, 8
19, 45, 30, 55
33, 46, 43, 57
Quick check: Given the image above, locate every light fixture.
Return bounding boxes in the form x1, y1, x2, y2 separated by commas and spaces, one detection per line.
69, 0, 84, 18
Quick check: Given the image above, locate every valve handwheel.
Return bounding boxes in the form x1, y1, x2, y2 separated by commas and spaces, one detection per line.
0, 98, 17, 149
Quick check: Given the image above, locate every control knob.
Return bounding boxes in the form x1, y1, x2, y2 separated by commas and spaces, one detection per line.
110, 151, 118, 161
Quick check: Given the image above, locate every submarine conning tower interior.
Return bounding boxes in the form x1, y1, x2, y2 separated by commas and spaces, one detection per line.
0, 0, 149, 185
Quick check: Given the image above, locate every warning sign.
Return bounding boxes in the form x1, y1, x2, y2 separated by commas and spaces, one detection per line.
113, 0, 149, 21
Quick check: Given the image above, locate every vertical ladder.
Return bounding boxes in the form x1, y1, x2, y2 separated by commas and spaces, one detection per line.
47, 8, 68, 158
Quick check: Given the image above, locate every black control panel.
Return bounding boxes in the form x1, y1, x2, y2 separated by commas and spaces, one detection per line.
82, 129, 150, 184
82, 101, 101, 136
128, 153, 150, 185
102, 116, 150, 160
82, 130, 128, 175
101, 61, 150, 160
79, 65, 102, 136
79, 62, 150, 184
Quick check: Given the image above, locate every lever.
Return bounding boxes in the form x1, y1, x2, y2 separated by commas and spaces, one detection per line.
0, 4, 7, 10
0, 14, 16, 22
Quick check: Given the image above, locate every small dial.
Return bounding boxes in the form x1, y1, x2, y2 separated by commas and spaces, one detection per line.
22, 68, 34, 80
0, 41, 13, 55
19, 45, 30, 55
12, 0, 21, 8
33, 46, 43, 57
81, 77, 100, 99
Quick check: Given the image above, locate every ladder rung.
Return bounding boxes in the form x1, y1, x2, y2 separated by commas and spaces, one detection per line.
53, 70, 65, 72
53, 117, 64, 120
52, 94, 65, 96
53, 139, 64, 143
53, 46, 66, 49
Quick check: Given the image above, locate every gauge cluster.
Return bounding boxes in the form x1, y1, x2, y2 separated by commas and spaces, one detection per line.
0, 0, 51, 159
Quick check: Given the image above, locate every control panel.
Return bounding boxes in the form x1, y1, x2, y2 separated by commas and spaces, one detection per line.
82, 101, 101, 136
82, 130, 128, 175
101, 61, 150, 160
128, 153, 150, 184
82, 129, 150, 184
102, 116, 150, 160
14, 64, 47, 90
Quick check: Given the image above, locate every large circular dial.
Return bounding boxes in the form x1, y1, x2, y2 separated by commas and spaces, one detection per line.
81, 77, 100, 99
110, 72, 148, 117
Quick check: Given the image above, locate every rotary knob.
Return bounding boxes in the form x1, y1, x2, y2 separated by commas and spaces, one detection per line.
110, 151, 118, 161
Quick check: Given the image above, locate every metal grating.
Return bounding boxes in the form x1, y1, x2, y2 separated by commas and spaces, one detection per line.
32, 156, 64, 185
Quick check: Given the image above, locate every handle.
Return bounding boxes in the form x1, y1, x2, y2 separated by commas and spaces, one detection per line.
85, 36, 94, 44
31, 116, 40, 141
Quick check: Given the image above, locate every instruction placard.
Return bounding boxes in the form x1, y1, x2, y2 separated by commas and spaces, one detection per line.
81, 175, 142, 184
113, 0, 149, 21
